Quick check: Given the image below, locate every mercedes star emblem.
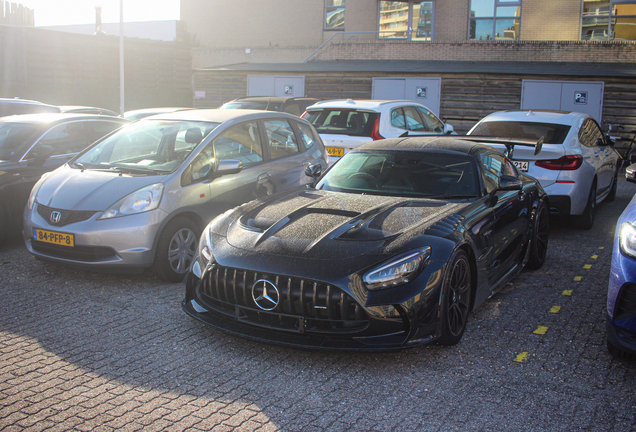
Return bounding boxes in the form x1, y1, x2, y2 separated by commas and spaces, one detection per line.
252, 279, 280, 311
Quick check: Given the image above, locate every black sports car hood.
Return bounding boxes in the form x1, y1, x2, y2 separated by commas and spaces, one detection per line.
220, 189, 463, 260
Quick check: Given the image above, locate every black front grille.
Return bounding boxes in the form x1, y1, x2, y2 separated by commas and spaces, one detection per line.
615, 283, 636, 320
198, 265, 369, 334
32, 241, 117, 262
37, 204, 96, 227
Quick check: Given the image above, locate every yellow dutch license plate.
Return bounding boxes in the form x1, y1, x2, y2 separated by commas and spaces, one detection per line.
33, 229, 75, 247
326, 147, 344, 157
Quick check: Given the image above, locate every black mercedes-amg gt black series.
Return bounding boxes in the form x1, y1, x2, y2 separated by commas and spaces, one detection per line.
183, 136, 550, 350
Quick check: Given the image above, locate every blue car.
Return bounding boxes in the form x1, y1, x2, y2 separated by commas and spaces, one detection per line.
607, 163, 636, 357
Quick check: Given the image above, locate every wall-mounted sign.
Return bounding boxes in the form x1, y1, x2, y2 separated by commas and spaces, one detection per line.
416, 87, 428, 99
194, 90, 206, 99
574, 91, 588, 105
284, 85, 293, 95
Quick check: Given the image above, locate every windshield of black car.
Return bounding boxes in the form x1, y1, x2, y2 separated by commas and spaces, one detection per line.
316, 150, 480, 198
470, 121, 571, 144
73, 120, 219, 173
220, 101, 274, 111
0, 123, 41, 161
304, 109, 378, 137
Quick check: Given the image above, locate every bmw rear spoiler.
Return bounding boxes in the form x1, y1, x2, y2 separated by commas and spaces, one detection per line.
458, 136, 544, 159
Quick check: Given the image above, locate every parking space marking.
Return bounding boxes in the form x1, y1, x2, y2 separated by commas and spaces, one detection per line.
562, 290, 573, 296
533, 326, 549, 335
549, 306, 561, 313
514, 352, 529, 363
591, 255, 598, 259
583, 264, 592, 270
573, 276, 583, 281
599, 246, 605, 250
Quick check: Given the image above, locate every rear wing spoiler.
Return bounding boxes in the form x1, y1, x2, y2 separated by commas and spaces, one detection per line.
459, 136, 544, 159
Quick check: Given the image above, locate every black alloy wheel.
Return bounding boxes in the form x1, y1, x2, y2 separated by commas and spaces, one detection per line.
152, 216, 199, 283
526, 200, 550, 270
438, 249, 472, 346
576, 183, 596, 230
607, 169, 618, 202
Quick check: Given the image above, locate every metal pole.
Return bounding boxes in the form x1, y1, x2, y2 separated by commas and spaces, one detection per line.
119, 0, 125, 116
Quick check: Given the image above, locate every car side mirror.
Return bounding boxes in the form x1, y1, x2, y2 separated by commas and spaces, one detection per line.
304, 163, 322, 179
215, 159, 242, 177
496, 175, 523, 192
626, 163, 636, 183
30, 145, 55, 163
444, 124, 454, 135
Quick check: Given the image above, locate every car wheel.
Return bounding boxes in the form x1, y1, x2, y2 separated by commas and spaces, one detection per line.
576, 182, 596, 230
526, 200, 550, 270
607, 339, 634, 359
606, 169, 618, 202
152, 217, 200, 283
438, 249, 472, 346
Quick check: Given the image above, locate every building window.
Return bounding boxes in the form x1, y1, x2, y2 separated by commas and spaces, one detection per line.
325, 0, 345, 30
469, 0, 522, 41
582, 0, 636, 41
378, 1, 435, 41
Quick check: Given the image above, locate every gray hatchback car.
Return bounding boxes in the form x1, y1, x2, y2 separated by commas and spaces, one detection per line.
23, 109, 328, 281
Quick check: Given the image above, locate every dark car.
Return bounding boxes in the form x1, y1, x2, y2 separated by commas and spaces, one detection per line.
0, 113, 128, 241
183, 136, 550, 350
220, 97, 322, 116
0, 98, 61, 117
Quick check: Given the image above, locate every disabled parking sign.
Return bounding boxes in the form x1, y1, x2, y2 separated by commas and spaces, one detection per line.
574, 91, 588, 105
416, 87, 427, 99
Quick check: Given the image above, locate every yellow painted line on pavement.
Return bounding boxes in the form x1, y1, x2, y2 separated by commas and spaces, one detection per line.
591, 255, 598, 259
514, 352, 529, 363
549, 306, 561, 313
562, 290, 573, 296
573, 276, 583, 281
533, 326, 549, 335
599, 247, 605, 250
583, 264, 592, 270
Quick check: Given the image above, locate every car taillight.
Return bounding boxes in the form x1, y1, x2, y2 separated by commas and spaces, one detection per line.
300, 111, 307, 118
535, 154, 583, 170
371, 117, 384, 140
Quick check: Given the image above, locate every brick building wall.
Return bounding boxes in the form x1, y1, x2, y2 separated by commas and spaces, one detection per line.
521, 0, 581, 40
435, 0, 470, 41
309, 40, 636, 63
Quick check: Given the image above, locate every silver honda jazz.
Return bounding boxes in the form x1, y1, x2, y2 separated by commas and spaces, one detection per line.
23, 109, 328, 282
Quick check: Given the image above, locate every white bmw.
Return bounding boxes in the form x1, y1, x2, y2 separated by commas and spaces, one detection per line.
467, 110, 620, 229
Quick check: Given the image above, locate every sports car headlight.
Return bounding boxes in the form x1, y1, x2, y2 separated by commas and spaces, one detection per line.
620, 222, 636, 259
192, 225, 215, 278
27, 172, 51, 210
97, 183, 164, 220
363, 247, 431, 290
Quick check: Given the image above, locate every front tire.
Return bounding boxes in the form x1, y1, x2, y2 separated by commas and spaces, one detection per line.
526, 200, 550, 270
152, 217, 200, 283
438, 249, 472, 346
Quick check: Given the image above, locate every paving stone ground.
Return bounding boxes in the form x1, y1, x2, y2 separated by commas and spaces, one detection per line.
2, 178, 636, 431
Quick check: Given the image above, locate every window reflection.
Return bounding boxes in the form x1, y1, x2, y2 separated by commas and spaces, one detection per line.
581, 0, 636, 41
325, 0, 345, 30
469, 0, 521, 40
379, 1, 435, 41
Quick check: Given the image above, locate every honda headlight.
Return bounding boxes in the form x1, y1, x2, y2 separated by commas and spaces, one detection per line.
27, 172, 51, 210
363, 247, 431, 290
97, 183, 164, 220
620, 222, 636, 259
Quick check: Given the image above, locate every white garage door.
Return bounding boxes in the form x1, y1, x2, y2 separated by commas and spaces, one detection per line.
372, 77, 442, 116
247, 75, 306, 97
521, 80, 604, 123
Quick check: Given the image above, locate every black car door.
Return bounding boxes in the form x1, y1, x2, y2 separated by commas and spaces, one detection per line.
14, 121, 91, 225
477, 152, 530, 286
